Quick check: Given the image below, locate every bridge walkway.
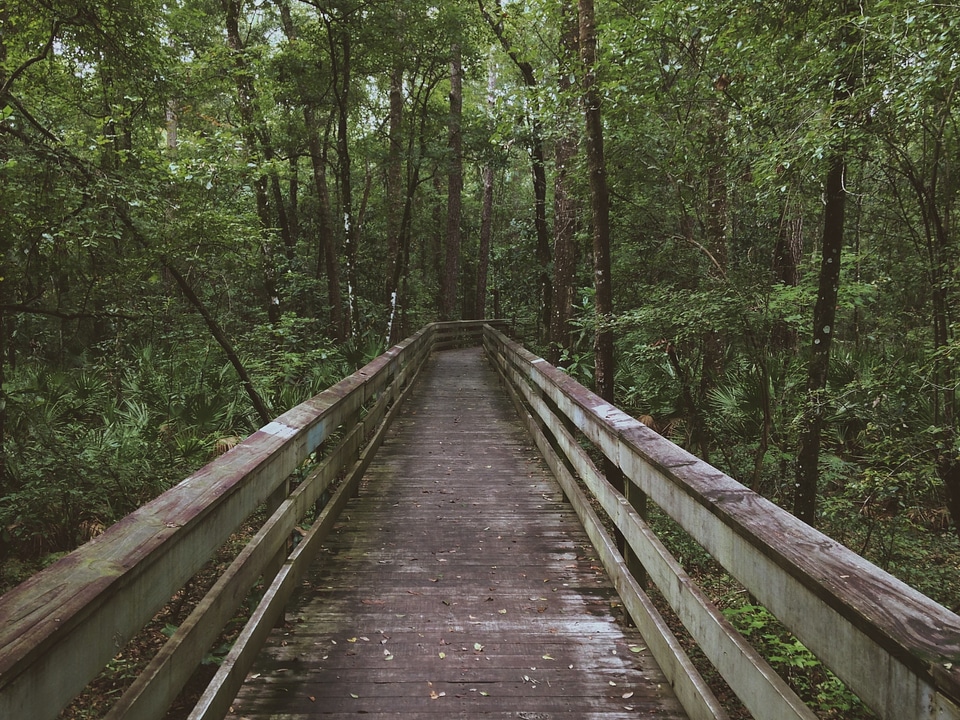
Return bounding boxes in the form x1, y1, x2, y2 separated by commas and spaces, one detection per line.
228, 346, 687, 719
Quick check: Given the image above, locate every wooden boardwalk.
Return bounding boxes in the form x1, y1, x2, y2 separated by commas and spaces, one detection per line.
229, 347, 687, 719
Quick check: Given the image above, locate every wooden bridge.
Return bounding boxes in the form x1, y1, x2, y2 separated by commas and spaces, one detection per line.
1, 321, 959, 720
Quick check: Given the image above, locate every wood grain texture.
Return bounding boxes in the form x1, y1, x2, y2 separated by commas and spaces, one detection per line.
229, 347, 687, 720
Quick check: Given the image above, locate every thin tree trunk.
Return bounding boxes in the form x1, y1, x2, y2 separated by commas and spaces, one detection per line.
441, 43, 463, 320
0, 305, 7, 494
384, 64, 405, 341
578, 0, 614, 404
792, 0, 861, 524
287, 154, 300, 249
311, 111, 346, 339
913, 99, 960, 540
700, 93, 728, 390
794, 153, 846, 524
328, 23, 358, 336
550, 0, 579, 362
475, 61, 497, 321
166, 264, 272, 425
476, 166, 494, 320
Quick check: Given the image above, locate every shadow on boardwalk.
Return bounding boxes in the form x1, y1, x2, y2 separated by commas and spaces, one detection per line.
229, 347, 686, 719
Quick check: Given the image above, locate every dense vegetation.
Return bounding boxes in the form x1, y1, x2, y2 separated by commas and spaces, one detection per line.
2, 0, 959, 625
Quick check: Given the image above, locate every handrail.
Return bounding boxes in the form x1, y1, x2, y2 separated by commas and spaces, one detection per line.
483, 325, 960, 720
0, 320, 502, 720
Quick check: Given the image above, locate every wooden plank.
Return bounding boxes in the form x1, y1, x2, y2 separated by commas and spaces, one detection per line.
228, 347, 688, 719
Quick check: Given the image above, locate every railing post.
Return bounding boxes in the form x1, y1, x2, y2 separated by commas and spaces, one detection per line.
623, 479, 648, 588
265, 477, 291, 627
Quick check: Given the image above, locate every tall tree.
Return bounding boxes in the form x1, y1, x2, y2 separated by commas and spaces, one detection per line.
549, 0, 580, 362
475, 60, 497, 321
794, 4, 860, 525
384, 61, 405, 342
578, 0, 614, 403
440, 42, 464, 320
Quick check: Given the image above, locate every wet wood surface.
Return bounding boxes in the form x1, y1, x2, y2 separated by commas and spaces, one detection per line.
229, 347, 686, 719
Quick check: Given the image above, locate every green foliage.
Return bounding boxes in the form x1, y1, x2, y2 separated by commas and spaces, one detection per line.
723, 604, 873, 718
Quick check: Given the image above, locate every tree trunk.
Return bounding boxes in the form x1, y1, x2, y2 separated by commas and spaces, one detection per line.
165, 264, 272, 425
440, 43, 463, 320
475, 61, 497, 321
578, 0, 614, 404
287, 154, 300, 250
909, 101, 960, 539
328, 22, 358, 336
476, 165, 494, 320
385, 64, 405, 341
794, 153, 846, 524
0, 305, 7, 495
549, 0, 579, 363
310, 110, 346, 339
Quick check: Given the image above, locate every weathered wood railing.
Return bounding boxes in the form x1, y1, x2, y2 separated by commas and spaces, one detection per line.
483, 325, 960, 720
0, 320, 502, 720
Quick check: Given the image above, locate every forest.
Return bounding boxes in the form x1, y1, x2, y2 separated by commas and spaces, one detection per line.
1, 0, 959, 653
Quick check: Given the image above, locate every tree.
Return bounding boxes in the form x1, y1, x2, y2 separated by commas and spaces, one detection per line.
578, 0, 614, 403
549, 0, 580, 362
794, 3, 860, 526
440, 42, 464, 320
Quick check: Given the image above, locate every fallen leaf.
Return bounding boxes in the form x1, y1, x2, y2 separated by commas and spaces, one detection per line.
629, 645, 646, 654
542, 654, 554, 660
622, 691, 634, 699
479, 691, 490, 696
350, 693, 359, 699
438, 652, 446, 659
474, 642, 484, 652
347, 637, 357, 643
498, 609, 507, 614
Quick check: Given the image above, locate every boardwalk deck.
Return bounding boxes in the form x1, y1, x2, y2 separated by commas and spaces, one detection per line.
228, 347, 687, 719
